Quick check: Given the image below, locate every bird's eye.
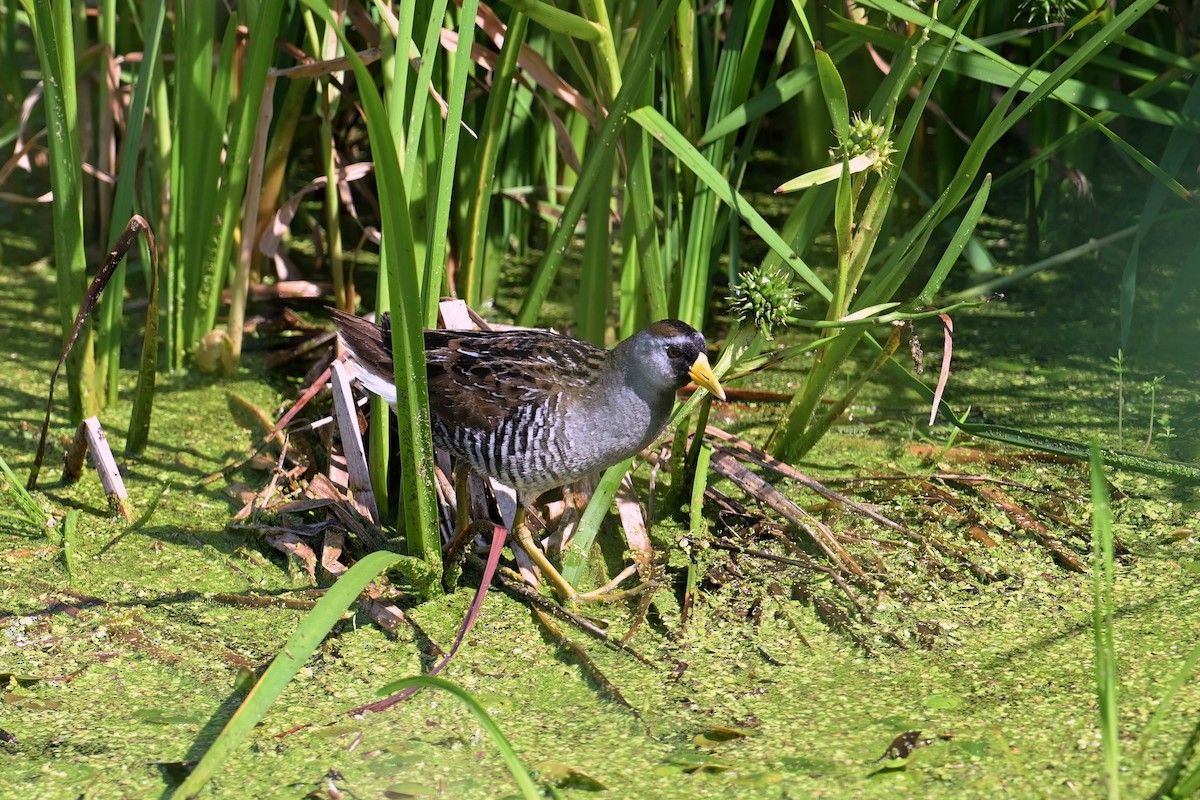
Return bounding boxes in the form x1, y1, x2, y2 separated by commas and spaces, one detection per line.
665, 345, 683, 359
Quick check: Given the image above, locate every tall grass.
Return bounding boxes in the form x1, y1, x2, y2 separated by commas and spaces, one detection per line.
20, 0, 95, 423
9, 0, 1196, 571
1089, 444, 1120, 799
1088, 446, 1200, 797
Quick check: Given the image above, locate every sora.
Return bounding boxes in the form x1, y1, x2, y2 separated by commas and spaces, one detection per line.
331, 309, 726, 601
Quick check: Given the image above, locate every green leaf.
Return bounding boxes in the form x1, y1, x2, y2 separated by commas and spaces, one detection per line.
699, 38, 858, 146
915, 176, 992, 306
630, 107, 830, 301
560, 458, 631, 587
171, 550, 413, 798
23, 0, 94, 421
814, 46, 848, 140
376, 675, 541, 800
302, 0, 442, 588
517, 0, 684, 325
1089, 446, 1121, 798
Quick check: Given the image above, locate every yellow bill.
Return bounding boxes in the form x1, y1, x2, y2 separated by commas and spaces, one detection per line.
688, 352, 727, 401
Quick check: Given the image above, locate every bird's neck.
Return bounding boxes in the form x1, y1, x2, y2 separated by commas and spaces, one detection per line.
583, 353, 675, 445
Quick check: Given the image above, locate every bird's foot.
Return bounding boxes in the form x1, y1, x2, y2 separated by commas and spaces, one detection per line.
556, 563, 655, 604
511, 524, 653, 605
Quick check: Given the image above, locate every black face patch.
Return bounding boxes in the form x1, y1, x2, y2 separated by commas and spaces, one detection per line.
647, 320, 706, 382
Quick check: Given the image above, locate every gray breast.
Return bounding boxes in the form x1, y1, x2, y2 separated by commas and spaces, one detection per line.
430, 384, 666, 497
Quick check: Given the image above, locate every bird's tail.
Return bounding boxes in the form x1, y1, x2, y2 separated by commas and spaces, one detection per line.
329, 308, 398, 404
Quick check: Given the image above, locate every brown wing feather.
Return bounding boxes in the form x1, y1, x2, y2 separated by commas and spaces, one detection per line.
332, 309, 610, 435
425, 329, 607, 432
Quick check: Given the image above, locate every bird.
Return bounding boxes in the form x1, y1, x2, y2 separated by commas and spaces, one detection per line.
330, 309, 726, 602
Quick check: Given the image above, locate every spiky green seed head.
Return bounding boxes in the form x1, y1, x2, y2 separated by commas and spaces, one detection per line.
831, 112, 896, 173
730, 266, 800, 339
1019, 0, 1076, 24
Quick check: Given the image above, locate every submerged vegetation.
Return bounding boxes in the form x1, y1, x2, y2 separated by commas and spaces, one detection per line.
1, 0, 1199, 797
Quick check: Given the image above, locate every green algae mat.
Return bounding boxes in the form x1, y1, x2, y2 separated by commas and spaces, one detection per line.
3, 253, 1200, 797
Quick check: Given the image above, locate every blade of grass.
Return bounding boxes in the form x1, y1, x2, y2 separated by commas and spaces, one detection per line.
1137, 643, 1200, 763
93, 0, 117, 402
1089, 444, 1120, 800
578, 144, 616, 343
462, 12, 531, 310
630, 106, 829, 300
623, 82, 668, 326
173, 10, 231, 364
699, 37, 859, 146
61, 508, 80, 584
681, 440, 712, 629
1118, 76, 1200, 349
676, 0, 771, 327
848, 2, 1190, 217
516, 0, 683, 326
689, 442, 712, 538
769, 5, 970, 459
0, 452, 49, 528
221, 0, 288, 366
385, 2, 434, 299
119, 216, 161, 456
1157, 727, 1200, 798
97, 0, 165, 406
560, 458, 631, 587
838, 14, 1189, 132
915, 176, 992, 305
23, 0, 97, 422
302, 0, 441, 593
170, 550, 412, 799
375, 675, 540, 800
307, 6, 348, 312
974, 51, 1200, 203
715, 12, 798, 296
422, 0, 479, 326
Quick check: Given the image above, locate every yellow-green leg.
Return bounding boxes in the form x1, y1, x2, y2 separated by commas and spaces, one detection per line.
509, 506, 653, 604
441, 466, 478, 590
